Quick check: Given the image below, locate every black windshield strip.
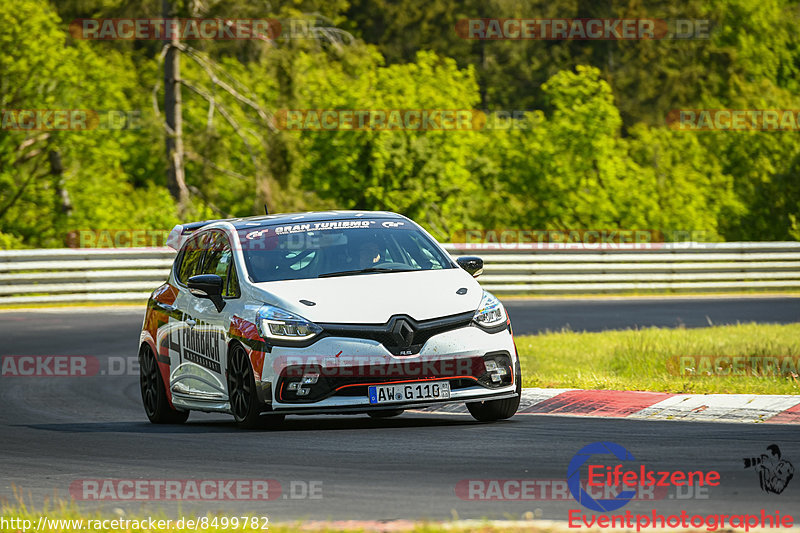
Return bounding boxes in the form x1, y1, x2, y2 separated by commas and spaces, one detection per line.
318, 268, 418, 278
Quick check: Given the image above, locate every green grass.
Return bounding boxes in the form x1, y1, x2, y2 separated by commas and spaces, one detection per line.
515, 322, 800, 394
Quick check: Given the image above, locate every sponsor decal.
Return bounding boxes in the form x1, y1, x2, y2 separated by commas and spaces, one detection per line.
273, 220, 375, 234
168, 314, 225, 374
245, 228, 270, 240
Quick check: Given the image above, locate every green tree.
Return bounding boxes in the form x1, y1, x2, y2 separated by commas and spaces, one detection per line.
0, 0, 177, 248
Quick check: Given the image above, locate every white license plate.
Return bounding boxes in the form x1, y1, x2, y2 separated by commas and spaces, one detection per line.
368, 381, 451, 404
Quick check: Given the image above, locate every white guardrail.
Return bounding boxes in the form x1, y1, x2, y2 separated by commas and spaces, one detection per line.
1, 242, 800, 304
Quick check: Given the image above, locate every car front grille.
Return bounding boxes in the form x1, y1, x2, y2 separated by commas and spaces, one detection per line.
317, 311, 475, 355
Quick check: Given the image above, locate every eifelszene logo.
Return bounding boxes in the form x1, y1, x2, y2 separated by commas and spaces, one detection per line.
567, 441, 721, 512
568, 441, 637, 512
743, 444, 794, 494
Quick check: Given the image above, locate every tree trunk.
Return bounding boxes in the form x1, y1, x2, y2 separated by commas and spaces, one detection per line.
163, 0, 189, 215
49, 149, 72, 216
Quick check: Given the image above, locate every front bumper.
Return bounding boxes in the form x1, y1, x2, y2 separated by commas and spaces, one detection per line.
267, 388, 519, 415
263, 324, 518, 412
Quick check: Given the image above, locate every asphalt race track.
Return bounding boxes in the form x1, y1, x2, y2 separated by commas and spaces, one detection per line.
1, 298, 799, 521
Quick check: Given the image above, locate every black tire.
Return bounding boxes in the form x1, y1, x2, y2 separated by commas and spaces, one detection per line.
227, 343, 280, 429
139, 345, 189, 424
367, 409, 404, 419
466, 362, 522, 422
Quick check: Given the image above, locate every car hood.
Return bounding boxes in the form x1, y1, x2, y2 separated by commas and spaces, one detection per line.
252, 268, 483, 323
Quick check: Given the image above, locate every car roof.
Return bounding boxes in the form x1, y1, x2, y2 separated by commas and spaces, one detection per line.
167, 211, 409, 250
228, 210, 405, 229
182, 210, 405, 231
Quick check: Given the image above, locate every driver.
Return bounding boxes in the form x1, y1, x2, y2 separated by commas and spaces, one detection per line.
357, 241, 382, 269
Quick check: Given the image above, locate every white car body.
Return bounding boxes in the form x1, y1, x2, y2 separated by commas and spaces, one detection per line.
139, 211, 520, 426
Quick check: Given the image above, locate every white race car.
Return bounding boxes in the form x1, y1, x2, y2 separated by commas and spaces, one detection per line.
139, 211, 521, 428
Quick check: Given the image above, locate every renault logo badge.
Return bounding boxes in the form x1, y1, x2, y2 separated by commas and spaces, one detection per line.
391, 318, 415, 348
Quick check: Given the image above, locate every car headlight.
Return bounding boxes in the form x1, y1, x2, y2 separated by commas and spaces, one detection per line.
473, 290, 507, 329
256, 305, 322, 342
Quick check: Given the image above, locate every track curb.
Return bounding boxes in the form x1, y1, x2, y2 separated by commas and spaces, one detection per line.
418, 388, 800, 424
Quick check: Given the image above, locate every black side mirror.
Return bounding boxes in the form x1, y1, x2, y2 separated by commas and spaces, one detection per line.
187, 274, 225, 312
456, 256, 484, 278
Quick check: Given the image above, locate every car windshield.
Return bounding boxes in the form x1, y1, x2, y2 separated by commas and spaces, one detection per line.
237, 219, 454, 283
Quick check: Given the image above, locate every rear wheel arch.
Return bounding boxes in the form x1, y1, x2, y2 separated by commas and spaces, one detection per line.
138, 343, 188, 424
139, 341, 170, 397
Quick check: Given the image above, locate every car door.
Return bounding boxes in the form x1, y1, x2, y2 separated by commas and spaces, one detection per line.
180, 230, 240, 403
167, 230, 228, 404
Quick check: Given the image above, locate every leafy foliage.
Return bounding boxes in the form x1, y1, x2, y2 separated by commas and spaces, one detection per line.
0, 0, 798, 247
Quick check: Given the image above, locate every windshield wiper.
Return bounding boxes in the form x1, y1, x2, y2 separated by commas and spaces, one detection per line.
318, 267, 417, 278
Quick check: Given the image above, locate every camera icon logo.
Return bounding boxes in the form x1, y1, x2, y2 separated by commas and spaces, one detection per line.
743, 444, 794, 495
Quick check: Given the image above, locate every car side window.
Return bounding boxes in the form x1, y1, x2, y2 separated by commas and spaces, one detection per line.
177, 233, 207, 284
406, 233, 444, 269
227, 260, 240, 298
201, 232, 240, 298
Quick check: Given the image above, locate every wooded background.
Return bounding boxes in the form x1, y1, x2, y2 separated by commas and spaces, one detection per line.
1, 0, 799, 247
